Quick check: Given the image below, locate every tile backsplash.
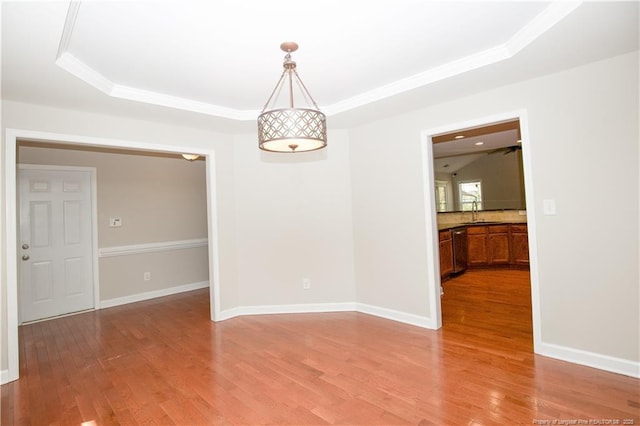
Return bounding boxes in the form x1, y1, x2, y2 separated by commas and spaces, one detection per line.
437, 210, 527, 226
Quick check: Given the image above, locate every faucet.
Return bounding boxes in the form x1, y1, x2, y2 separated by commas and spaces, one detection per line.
471, 200, 479, 222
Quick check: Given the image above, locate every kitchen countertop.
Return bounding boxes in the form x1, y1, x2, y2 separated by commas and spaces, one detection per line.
437, 220, 527, 231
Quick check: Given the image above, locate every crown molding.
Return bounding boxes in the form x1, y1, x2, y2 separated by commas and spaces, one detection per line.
324, 1, 582, 116
55, 50, 259, 120
506, 1, 582, 55
322, 44, 511, 116
56, 51, 114, 94
109, 84, 259, 120
56, 1, 80, 60
56, 1, 582, 121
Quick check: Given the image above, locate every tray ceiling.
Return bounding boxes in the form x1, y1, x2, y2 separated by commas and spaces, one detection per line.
54, 1, 573, 119
2, 1, 638, 130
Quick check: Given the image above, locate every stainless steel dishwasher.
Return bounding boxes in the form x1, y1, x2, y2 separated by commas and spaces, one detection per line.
451, 227, 468, 274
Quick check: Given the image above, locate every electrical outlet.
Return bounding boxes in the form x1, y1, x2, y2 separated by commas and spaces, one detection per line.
144, 272, 151, 281
302, 278, 311, 289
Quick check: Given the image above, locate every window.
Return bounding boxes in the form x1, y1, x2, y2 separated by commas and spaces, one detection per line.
435, 180, 449, 212
459, 180, 482, 211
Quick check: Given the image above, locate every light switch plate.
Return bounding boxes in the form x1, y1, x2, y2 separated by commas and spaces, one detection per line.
109, 217, 122, 227
543, 199, 556, 215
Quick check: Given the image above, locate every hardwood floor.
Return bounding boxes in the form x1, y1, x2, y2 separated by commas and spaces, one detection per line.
2, 270, 639, 425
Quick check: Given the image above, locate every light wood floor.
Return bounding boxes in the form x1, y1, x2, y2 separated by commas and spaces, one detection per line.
2, 269, 638, 425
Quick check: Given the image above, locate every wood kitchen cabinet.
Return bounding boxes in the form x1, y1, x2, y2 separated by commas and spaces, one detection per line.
510, 224, 529, 265
467, 226, 488, 266
439, 229, 454, 279
466, 223, 529, 268
487, 225, 510, 265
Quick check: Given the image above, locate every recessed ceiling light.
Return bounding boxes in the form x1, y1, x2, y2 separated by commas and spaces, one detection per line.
454, 135, 465, 139
475, 141, 484, 146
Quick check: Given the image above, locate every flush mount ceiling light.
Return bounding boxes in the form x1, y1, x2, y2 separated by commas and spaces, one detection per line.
258, 42, 327, 153
181, 154, 199, 161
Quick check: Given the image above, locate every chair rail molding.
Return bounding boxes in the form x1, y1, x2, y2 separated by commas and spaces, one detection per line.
98, 238, 208, 258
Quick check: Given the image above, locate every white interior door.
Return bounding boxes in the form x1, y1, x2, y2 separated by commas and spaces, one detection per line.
19, 167, 95, 323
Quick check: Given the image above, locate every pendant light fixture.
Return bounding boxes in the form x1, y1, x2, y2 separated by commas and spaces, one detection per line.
258, 42, 327, 153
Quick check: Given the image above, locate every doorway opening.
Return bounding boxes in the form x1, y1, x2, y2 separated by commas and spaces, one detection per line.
421, 111, 541, 353
3, 129, 222, 384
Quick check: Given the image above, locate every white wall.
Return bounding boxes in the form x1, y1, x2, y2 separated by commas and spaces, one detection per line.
350, 51, 639, 368
350, 118, 433, 318
229, 130, 356, 313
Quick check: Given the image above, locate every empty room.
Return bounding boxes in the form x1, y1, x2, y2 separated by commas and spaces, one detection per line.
1, 1, 638, 424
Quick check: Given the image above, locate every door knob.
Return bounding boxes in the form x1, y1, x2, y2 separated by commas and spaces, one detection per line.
22, 255, 30, 261
22, 243, 29, 250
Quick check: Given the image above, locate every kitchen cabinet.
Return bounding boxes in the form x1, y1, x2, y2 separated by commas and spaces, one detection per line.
465, 223, 528, 268
467, 226, 488, 266
510, 224, 529, 265
439, 229, 454, 279
440, 223, 529, 272
487, 225, 510, 265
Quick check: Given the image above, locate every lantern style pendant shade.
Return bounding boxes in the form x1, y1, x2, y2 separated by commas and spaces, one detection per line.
258, 42, 327, 153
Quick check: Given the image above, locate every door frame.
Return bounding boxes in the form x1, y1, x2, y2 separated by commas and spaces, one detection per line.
3, 128, 222, 384
420, 109, 542, 354
17, 164, 99, 324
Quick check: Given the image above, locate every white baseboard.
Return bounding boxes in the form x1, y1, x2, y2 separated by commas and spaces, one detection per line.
99, 281, 209, 309
218, 302, 358, 321
1, 369, 9, 384
537, 341, 640, 378
356, 303, 438, 329
218, 301, 436, 330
